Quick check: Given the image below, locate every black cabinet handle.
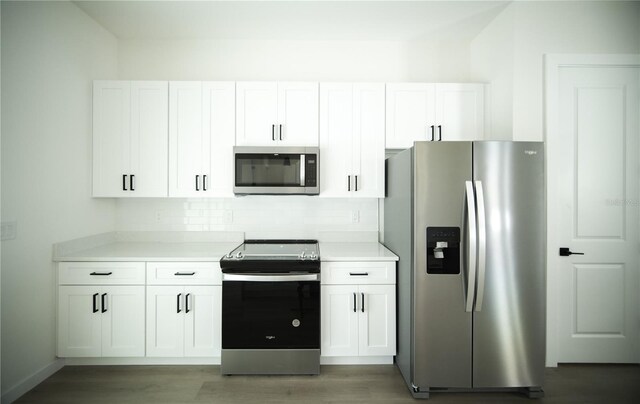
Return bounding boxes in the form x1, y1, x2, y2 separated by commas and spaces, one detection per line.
101, 293, 107, 313
196, 175, 200, 191
272, 124, 275, 141
174, 272, 196, 276
130, 175, 135, 191
559, 247, 585, 256
203, 175, 207, 191
185, 293, 191, 313
430, 125, 435, 141
349, 272, 369, 276
90, 272, 113, 276
348, 175, 351, 191
177, 293, 182, 313
279, 124, 283, 140
355, 175, 358, 191
361, 292, 365, 313
122, 175, 128, 191
92, 293, 99, 313
438, 125, 442, 141
353, 292, 357, 313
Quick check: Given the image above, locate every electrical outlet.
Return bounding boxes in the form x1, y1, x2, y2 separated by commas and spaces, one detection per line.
351, 210, 360, 224
1, 221, 17, 241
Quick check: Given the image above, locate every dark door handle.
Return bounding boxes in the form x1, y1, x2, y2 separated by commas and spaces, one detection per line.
272, 124, 275, 141
559, 247, 585, 256
203, 175, 207, 191
438, 125, 442, 141
430, 125, 435, 141
130, 174, 135, 191
361, 292, 365, 313
353, 292, 356, 313
122, 175, 127, 191
177, 293, 182, 313
101, 293, 107, 313
185, 293, 191, 313
196, 175, 200, 191
348, 175, 351, 191
279, 124, 283, 140
355, 175, 358, 192
92, 293, 99, 313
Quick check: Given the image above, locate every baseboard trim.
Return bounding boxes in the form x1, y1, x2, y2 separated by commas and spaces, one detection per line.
320, 356, 394, 365
1, 359, 65, 404
64, 357, 220, 366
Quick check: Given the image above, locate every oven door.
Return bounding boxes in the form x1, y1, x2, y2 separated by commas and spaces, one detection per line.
222, 274, 320, 349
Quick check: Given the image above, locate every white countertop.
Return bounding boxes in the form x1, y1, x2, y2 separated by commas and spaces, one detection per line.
53, 241, 242, 262
319, 242, 398, 262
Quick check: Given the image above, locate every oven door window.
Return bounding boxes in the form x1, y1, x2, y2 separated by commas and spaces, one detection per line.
222, 280, 320, 349
235, 154, 302, 187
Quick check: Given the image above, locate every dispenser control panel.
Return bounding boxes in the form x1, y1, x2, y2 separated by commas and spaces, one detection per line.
426, 227, 460, 275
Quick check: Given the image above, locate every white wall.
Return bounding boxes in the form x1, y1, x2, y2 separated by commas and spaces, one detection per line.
0, 1, 118, 399
471, 1, 640, 141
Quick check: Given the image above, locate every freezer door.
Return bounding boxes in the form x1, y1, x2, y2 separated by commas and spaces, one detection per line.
472, 141, 545, 388
412, 141, 473, 389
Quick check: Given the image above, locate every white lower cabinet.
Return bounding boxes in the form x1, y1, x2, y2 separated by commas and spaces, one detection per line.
321, 262, 396, 358
58, 285, 145, 357
146, 285, 221, 357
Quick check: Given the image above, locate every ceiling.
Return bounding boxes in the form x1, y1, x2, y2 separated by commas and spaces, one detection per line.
73, 1, 510, 42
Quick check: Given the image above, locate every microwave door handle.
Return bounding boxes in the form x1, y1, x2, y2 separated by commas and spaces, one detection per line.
300, 154, 306, 186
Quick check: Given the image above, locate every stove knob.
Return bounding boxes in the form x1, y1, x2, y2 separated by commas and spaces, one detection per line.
310, 252, 318, 260
299, 252, 306, 260
235, 251, 244, 259
225, 253, 233, 259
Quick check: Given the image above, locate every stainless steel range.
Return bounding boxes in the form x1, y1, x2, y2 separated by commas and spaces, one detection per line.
220, 240, 320, 375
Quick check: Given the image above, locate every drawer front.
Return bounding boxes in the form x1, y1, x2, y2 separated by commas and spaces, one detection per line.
58, 262, 145, 285
321, 262, 396, 285
146, 262, 222, 285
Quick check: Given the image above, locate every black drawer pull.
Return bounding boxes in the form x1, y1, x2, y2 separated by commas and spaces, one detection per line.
90, 272, 113, 276
174, 272, 196, 276
349, 272, 369, 276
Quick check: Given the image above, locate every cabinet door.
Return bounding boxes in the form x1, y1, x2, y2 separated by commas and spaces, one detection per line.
321, 285, 359, 357
434, 83, 485, 141
169, 82, 203, 197
58, 286, 102, 357
236, 82, 278, 146
358, 285, 396, 356
93, 81, 131, 197
146, 286, 185, 357
101, 286, 145, 357
352, 83, 385, 198
184, 286, 222, 357
202, 82, 235, 197
319, 83, 354, 197
130, 81, 169, 197
385, 83, 435, 149
277, 82, 319, 146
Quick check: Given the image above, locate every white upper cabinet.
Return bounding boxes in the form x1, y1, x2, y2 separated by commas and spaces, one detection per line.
93, 81, 168, 197
386, 82, 486, 148
320, 83, 385, 198
236, 81, 319, 146
169, 81, 235, 197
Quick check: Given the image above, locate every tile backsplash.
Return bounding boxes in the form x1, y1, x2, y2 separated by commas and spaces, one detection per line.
116, 197, 378, 239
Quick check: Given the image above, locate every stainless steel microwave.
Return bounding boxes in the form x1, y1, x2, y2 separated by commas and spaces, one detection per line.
233, 146, 319, 195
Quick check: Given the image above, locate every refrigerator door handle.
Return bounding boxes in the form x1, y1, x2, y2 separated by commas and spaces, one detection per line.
474, 180, 487, 311
464, 180, 478, 312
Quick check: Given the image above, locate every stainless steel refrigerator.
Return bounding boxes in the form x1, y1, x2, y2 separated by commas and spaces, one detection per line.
384, 141, 545, 398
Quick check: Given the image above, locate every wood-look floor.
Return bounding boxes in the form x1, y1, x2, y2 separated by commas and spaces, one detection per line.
15, 364, 640, 403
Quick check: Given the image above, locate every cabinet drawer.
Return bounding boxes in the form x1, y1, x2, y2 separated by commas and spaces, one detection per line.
146, 262, 222, 285
321, 262, 396, 285
58, 262, 145, 285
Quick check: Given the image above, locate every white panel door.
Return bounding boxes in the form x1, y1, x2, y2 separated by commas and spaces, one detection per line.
101, 286, 145, 357
358, 285, 396, 356
130, 81, 169, 197
184, 286, 222, 357
58, 286, 102, 357
236, 82, 278, 146
277, 82, 319, 146
169, 81, 203, 197
434, 83, 485, 141
319, 83, 354, 197
352, 83, 385, 198
146, 286, 185, 357
321, 285, 359, 356
385, 83, 435, 149
202, 82, 235, 197
93, 81, 131, 197
555, 65, 639, 362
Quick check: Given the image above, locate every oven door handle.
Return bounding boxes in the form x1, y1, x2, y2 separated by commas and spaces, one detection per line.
222, 274, 319, 282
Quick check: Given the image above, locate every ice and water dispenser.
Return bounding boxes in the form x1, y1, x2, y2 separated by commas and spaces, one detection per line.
426, 227, 460, 274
